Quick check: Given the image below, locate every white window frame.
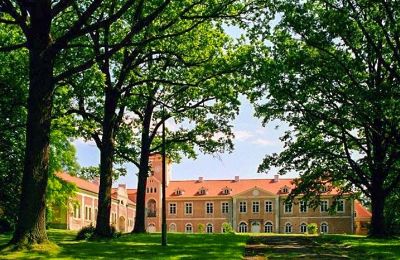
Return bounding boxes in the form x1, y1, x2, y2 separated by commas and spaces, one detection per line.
239, 201, 247, 213
238, 222, 248, 233
336, 199, 345, 213
169, 203, 177, 215
73, 204, 81, 219
221, 202, 229, 214
320, 200, 329, 213
320, 222, 329, 233
300, 222, 307, 233
185, 223, 193, 233
284, 201, 292, 213
206, 223, 213, 233
299, 200, 308, 213
205, 202, 214, 214
264, 222, 273, 233
185, 202, 193, 215
285, 222, 292, 233
252, 201, 260, 213
265, 200, 273, 213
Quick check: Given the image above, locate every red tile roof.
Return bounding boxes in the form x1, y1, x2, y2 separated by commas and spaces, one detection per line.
166, 178, 296, 197
57, 172, 99, 194
127, 189, 137, 203
355, 200, 372, 219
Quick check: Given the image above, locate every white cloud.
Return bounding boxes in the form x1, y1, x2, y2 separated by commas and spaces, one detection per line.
233, 130, 253, 141
73, 137, 96, 146
251, 138, 276, 146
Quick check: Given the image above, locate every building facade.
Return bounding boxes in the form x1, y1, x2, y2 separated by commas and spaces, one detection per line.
52, 154, 371, 234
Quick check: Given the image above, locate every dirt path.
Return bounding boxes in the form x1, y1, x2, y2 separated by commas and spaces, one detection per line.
244, 236, 351, 259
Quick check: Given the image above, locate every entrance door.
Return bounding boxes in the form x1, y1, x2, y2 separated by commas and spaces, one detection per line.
251, 221, 261, 233
147, 223, 156, 233
118, 216, 126, 232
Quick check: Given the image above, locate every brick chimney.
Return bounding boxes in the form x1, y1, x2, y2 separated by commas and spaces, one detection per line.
198, 176, 203, 183
274, 174, 279, 183
234, 176, 240, 182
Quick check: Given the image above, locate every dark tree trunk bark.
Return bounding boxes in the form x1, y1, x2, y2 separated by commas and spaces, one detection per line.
369, 186, 387, 237
95, 88, 119, 237
10, 4, 54, 247
132, 101, 153, 233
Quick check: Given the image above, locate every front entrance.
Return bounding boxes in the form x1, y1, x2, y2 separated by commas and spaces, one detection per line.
251, 221, 261, 233
118, 216, 126, 232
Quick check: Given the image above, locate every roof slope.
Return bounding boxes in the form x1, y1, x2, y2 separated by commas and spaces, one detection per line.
355, 200, 372, 219
57, 172, 99, 194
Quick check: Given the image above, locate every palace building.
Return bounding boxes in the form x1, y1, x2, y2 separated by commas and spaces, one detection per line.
51, 154, 371, 234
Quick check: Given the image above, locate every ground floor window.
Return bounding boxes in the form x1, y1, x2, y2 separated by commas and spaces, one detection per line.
206, 223, 213, 233
285, 223, 292, 233
300, 223, 307, 233
169, 223, 176, 232
238, 222, 248, 233
264, 222, 273, 233
185, 223, 193, 233
320, 222, 328, 233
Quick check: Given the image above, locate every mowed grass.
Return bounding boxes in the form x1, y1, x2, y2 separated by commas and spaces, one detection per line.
0, 229, 249, 259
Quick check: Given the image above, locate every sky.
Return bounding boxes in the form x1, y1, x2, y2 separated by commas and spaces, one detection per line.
73, 24, 298, 188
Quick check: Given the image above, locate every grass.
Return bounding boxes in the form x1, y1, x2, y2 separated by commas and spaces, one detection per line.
0, 229, 248, 259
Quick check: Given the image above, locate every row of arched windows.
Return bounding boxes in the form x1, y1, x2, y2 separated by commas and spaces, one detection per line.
237, 222, 329, 233
169, 223, 215, 233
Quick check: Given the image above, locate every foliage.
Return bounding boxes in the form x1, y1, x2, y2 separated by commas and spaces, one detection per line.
385, 189, 400, 235
222, 222, 235, 234
251, 0, 400, 237
307, 223, 318, 235
197, 223, 205, 234
77, 166, 127, 181
76, 225, 96, 241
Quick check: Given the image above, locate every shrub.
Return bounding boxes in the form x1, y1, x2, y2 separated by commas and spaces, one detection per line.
222, 222, 234, 234
76, 225, 95, 240
197, 223, 205, 233
307, 223, 318, 235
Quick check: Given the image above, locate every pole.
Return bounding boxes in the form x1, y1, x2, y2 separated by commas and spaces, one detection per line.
161, 105, 167, 246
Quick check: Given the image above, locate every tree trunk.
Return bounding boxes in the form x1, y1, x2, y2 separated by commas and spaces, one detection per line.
132, 101, 153, 233
10, 5, 54, 247
369, 188, 387, 237
95, 88, 119, 237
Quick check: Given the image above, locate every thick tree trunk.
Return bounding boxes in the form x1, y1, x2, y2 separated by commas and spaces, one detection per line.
10, 5, 54, 247
132, 102, 153, 233
369, 188, 387, 237
95, 88, 119, 237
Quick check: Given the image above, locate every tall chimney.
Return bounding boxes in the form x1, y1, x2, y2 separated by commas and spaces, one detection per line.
198, 176, 203, 182
234, 176, 240, 182
274, 175, 279, 183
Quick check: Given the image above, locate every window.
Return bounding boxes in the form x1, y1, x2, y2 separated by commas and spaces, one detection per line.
264, 222, 273, 233
154, 188, 157, 193
206, 224, 213, 233
300, 200, 308, 213
185, 202, 193, 215
336, 200, 345, 212
199, 188, 207, 195
284, 201, 292, 213
169, 223, 177, 232
147, 199, 157, 217
252, 201, 260, 213
175, 189, 183, 196
94, 208, 98, 220
320, 186, 327, 192
85, 206, 92, 221
320, 223, 328, 233
185, 223, 193, 233
285, 223, 292, 233
206, 202, 214, 214
169, 203, 177, 215
300, 223, 307, 233
281, 186, 290, 193
221, 202, 229, 214
222, 187, 231, 195
265, 201, 273, 213
73, 204, 81, 219
238, 222, 248, 233
239, 201, 247, 213
320, 200, 329, 212
111, 212, 117, 224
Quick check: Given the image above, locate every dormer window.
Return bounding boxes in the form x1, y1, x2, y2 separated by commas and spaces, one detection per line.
198, 187, 208, 195
175, 188, 184, 196
281, 186, 290, 194
320, 186, 327, 192
222, 187, 232, 195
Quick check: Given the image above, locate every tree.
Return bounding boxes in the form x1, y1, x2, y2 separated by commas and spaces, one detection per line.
0, 0, 177, 245
251, 0, 400, 237
58, 1, 256, 235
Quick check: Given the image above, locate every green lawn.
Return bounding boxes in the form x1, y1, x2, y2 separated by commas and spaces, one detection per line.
0, 229, 249, 259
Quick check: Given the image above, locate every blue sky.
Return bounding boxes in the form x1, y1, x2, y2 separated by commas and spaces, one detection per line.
73, 97, 296, 188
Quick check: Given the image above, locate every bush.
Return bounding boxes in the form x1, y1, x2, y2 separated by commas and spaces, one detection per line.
307, 223, 318, 235
76, 225, 95, 240
222, 222, 234, 234
197, 223, 205, 233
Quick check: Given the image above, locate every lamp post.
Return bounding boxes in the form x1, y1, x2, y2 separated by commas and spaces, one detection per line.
161, 104, 167, 246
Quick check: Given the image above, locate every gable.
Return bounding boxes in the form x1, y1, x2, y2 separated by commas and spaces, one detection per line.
234, 186, 277, 198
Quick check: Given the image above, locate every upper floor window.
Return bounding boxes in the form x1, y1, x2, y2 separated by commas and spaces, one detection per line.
185, 202, 193, 215
221, 202, 229, 214
284, 201, 292, 213
73, 204, 81, 219
85, 206, 92, 221
320, 200, 329, 212
336, 199, 345, 213
265, 201, 273, 213
239, 201, 247, 213
169, 203, 177, 215
281, 186, 290, 194
222, 187, 232, 195
206, 202, 214, 214
175, 188, 184, 196
198, 187, 208, 195
320, 186, 327, 192
252, 201, 260, 213
300, 200, 308, 213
